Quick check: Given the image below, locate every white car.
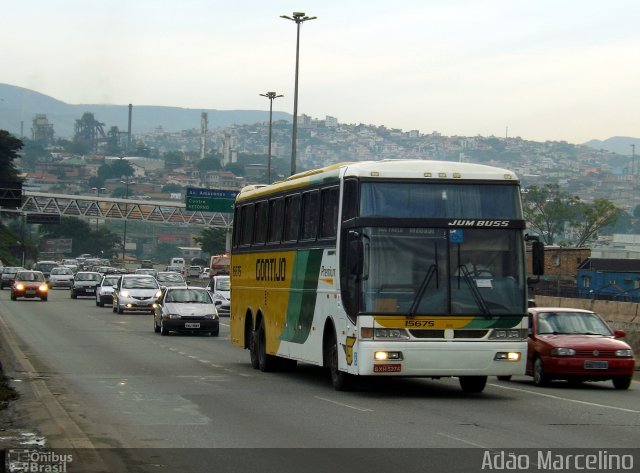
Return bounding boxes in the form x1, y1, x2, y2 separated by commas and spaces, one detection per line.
186, 265, 202, 278
48, 266, 75, 288
199, 268, 212, 279
206, 275, 230, 316
95, 274, 121, 307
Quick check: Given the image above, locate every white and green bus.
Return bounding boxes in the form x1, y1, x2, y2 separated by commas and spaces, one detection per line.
230, 160, 543, 392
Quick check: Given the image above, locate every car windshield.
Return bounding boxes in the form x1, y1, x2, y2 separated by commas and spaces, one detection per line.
157, 273, 185, 283
536, 311, 613, 336
77, 273, 101, 281
122, 277, 159, 289
16, 272, 45, 282
52, 268, 72, 275
102, 277, 120, 287
215, 278, 230, 291
165, 289, 211, 304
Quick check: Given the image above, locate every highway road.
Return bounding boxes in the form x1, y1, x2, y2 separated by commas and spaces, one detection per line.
0, 287, 638, 472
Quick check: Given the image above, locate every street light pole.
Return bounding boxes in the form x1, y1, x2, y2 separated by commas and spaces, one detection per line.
120, 179, 134, 262
280, 12, 316, 176
91, 187, 106, 232
259, 91, 283, 184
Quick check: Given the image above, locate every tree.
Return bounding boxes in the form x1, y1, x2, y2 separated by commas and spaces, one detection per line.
572, 199, 623, 248
0, 130, 24, 182
523, 184, 578, 245
164, 151, 184, 170
152, 242, 182, 264
194, 227, 227, 255
39, 217, 121, 258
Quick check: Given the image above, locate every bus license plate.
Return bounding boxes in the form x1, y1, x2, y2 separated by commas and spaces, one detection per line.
185, 323, 200, 329
584, 360, 608, 369
374, 364, 401, 373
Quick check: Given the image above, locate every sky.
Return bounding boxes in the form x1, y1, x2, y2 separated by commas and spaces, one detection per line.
2, 0, 640, 144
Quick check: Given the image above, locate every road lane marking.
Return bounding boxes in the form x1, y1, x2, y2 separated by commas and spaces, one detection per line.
314, 396, 373, 412
490, 383, 640, 413
436, 432, 487, 448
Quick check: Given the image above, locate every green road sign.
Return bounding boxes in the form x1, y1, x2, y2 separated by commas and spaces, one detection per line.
185, 196, 235, 213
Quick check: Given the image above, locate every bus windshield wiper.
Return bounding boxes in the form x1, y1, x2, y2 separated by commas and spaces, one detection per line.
409, 264, 438, 315
457, 265, 490, 315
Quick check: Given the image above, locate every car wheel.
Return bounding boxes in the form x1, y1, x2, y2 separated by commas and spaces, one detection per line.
41, 296, 47, 302
112, 303, 117, 313
257, 320, 276, 372
612, 376, 632, 390
459, 376, 487, 393
160, 319, 169, 336
328, 333, 353, 391
117, 305, 124, 314
497, 376, 512, 381
153, 316, 160, 333
10, 293, 16, 301
98, 298, 104, 307
210, 328, 219, 337
533, 357, 550, 387
71, 291, 77, 299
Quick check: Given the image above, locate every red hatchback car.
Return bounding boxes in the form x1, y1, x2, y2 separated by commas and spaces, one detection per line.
526, 308, 635, 389
11, 270, 49, 301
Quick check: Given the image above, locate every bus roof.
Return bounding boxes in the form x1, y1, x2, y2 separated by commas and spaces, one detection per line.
236, 160, 519, 202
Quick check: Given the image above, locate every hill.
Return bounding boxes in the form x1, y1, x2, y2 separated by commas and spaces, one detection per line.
583, 136, 640, 155
0, 83, 291, 139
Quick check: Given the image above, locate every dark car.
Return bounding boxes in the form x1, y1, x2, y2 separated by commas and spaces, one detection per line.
11, 270, 48, 301
525, 307, 635, 389
153, 287, 219, 336
70, 271, 103, 298
1, 266, 25, 289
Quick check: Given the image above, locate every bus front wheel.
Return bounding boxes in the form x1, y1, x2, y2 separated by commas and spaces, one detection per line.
459, 376, 487, 393
329, 336, 353, 391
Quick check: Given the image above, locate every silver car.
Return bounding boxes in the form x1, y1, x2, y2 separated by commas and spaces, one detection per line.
113, 274, 161, 314
48, 266, 75, 288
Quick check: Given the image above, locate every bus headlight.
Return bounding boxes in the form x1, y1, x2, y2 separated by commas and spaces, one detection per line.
374, 351, 403, 361
489, 329, 527, 340
494, 352, 521, 361
374, 328, 409, 340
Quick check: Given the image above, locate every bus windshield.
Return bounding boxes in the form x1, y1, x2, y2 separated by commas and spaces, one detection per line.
360, 182, 521, 219
357, 227, 525, 316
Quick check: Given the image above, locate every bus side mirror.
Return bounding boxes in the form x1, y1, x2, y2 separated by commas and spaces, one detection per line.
531, 241, 545, 276
348, 232, 363, 276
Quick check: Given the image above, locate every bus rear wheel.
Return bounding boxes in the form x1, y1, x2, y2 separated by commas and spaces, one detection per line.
459, 376, 487, 393
257, 321, 277, 372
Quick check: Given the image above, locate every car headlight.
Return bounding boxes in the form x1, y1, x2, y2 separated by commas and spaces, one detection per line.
615, 349, 633, 357
15, 283, 25, 291
168, 313, 180, 319
374, 328, 409, 340
203, 313, 218, 319
120, 290, 130, 298
155, 290, 162, 298
551, 347, 576, 356
38, 285, 48, 292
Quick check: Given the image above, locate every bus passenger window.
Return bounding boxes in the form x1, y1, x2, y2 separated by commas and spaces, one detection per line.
253, 201, 268, 245
320, 187, 339, 239
267, 198, 284, 244
283, 194, 301, 242
301, 191, 319, 241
